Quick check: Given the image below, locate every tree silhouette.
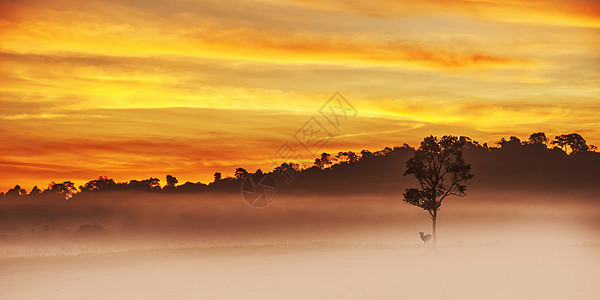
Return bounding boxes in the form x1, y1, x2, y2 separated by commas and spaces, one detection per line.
273, 162, 300, 182
314, 152, 339, 169
29, 186, 41, 196
552, 133, 589, 154
127, 178, 160, 191
5, 185, 27, 197
313, 158, 324, 169
234, 168, 248, 180
360, 149, 373, 160
498, 136, 522, 149
528, 132, 548, 145
335, 151, 359, 164
166, 175, 178, 188
403, 135, 474, 246
213, 172, 222, 182
321, 153, 334, 168
80, 176, 118, 192
44, 181, 77, 200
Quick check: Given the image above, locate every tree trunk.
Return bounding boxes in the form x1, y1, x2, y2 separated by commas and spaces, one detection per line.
432, 211, 437, 247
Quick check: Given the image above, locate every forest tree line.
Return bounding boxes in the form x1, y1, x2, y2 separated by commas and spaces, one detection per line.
1, 132, 598, 201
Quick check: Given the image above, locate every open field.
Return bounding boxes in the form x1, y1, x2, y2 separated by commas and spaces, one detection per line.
1, 192, 599, 299
2, 243, 599, 300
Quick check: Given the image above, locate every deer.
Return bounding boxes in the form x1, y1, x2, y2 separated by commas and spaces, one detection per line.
419, 232, 432, 244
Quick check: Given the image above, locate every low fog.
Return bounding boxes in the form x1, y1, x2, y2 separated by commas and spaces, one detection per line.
1, 190, 599, 299
1, 189, 598, 255
0, 191, 600, 299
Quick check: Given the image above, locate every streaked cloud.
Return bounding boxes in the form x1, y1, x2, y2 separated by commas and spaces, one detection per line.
0, 0, 598, 191
298, 0, 600, 27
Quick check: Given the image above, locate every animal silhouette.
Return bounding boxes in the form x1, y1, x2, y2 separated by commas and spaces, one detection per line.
419, 232, 432, 244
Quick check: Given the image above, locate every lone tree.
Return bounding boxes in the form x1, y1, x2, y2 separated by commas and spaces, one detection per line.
403, 135, 474, 246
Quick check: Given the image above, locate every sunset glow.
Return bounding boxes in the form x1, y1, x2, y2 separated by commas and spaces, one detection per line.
1, 0, 599, 191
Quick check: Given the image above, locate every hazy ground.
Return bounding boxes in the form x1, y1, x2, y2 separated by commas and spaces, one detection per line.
2, 244, 599, 299
1, 191, 599, 299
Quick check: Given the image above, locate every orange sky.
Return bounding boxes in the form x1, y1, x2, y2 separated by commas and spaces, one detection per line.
1, 0, 599, 191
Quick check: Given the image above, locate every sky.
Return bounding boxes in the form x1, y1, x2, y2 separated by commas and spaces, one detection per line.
1, 0, 599, 191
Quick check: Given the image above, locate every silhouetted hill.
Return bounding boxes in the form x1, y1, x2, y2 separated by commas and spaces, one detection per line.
1, 133, 599, 201
279, 141, 599, 197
